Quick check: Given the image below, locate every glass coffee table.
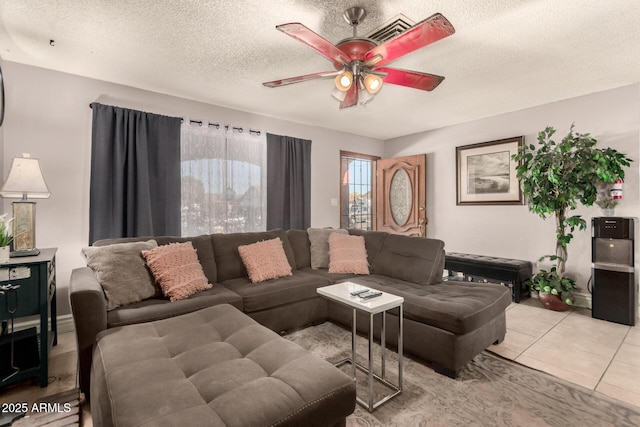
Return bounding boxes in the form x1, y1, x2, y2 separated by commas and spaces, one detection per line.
317, 282, 403, 412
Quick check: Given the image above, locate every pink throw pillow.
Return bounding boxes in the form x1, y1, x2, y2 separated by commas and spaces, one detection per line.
238, 238, 293, 283
328, 233, 370, 275
142, 242, 212, 302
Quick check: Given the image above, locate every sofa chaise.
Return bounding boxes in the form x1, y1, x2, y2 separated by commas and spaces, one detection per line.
70, 228, 511, 403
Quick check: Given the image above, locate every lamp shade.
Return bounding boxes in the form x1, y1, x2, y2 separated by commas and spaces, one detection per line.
358, 89, 376, 105
334, 71, 353, 91
0, 154, 51, 199
331, 88, 348, 102
363, 74, 383, 94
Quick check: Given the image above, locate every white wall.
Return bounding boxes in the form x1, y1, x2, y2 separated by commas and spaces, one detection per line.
0, 61, 384, 315
385, 84, 640, 297
3, 60, 637, 316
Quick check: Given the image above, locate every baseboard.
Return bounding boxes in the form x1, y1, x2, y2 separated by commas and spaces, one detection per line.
573, 290, 592, 309
531, 290, 640, 315
574, 290, 640, 317
4, 314, 75, 335
530, 290, 592, 309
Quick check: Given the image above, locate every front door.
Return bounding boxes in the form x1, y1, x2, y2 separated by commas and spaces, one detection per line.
376, 154, 426, 236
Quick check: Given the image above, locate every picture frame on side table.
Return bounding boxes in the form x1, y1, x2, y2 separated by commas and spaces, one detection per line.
456, 136, 525, 205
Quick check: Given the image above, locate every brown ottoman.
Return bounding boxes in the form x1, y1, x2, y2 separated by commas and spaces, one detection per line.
91, 304, 355, 427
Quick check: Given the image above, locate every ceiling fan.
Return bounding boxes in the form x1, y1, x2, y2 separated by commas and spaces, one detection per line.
262, 7, 455, 109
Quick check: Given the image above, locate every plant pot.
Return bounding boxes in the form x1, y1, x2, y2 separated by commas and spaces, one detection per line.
538, 292, 573, 312
601, 208, 615, 217
0, 245, 9, 263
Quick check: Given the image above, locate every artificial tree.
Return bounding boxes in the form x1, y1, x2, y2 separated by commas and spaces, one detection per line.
512, 125, 632, 306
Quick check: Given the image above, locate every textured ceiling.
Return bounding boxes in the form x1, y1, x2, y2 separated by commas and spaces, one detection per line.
1, 0, 639, 140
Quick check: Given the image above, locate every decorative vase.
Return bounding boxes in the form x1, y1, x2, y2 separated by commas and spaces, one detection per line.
538, 292, 573, 312
601, 208, 615, 217
0, 245, 9, 263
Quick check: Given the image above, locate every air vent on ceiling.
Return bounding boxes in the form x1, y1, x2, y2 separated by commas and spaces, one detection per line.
366, 14, 415, 43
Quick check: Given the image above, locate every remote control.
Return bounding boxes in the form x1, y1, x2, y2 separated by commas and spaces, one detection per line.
360, 291, 382, 299
350, 288, 369, 296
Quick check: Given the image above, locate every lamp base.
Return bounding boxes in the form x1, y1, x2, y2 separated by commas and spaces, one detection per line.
10, 248, 40, 257
11, 201, 38, 254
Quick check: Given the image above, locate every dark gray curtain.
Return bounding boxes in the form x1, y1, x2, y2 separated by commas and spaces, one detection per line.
266, 133, 311, 230
89, 103, 181, 244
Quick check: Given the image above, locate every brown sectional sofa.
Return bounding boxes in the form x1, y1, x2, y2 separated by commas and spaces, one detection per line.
70, 228, 511, 414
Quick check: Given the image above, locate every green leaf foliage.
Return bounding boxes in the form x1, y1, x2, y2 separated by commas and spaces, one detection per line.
527, 262, 577, 298
512, 125, 633, 278
0, 220, 11, 247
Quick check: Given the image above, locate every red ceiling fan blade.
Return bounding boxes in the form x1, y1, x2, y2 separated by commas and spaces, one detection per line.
339, 84, 358, 109
263, 70, 340, 87
364, 13, 455, 67
377, 67, 445, 91
277, 23, 352, 67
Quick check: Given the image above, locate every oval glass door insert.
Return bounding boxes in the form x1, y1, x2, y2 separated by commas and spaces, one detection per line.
390, 169, 412, 226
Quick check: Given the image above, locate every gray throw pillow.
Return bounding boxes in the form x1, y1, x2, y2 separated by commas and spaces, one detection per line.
82, 240, 158, 311
307, 228, 348, 269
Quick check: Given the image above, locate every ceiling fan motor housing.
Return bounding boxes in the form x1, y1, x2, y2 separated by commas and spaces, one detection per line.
333, 38, 377, 69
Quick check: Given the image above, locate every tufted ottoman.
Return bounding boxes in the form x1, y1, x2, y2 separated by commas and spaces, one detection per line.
90, 304, 356, 427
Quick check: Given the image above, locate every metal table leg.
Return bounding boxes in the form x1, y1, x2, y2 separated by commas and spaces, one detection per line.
352, 308, 357, 381
333, 304, 404, 412
381, 309, 386, 380
368, 312, 374, 410
399, 305, 403, 390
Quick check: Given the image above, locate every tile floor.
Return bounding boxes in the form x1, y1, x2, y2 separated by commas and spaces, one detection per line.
489, 297, 640, 408
1, 299, 639, 426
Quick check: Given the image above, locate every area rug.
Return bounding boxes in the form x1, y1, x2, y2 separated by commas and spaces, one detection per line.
285, 322, 640, 427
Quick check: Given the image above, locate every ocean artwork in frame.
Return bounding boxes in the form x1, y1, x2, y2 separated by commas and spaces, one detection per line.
456, 136, 524, 205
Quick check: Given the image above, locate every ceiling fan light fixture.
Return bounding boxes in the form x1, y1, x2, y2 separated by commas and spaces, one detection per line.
331, 88, 348, 102
335, 71, 353, 91
358, 89, 376, 105
363, 73, 383, 94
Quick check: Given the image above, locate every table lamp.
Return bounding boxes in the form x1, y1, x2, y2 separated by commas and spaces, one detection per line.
0, 153, 50, 256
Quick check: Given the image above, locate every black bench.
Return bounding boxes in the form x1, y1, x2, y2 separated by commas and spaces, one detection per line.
445, 253, 532, 303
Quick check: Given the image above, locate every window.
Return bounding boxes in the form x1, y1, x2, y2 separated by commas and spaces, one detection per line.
340, 151, 380, 230
181, 122, 266, 236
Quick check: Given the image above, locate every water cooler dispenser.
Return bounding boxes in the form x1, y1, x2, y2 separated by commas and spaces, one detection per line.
591, 217, 637, 325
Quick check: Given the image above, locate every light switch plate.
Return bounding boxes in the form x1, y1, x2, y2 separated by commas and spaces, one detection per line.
330, 198, 338, 207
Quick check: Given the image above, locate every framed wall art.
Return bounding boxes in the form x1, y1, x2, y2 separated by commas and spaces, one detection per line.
456, 136, 524, 205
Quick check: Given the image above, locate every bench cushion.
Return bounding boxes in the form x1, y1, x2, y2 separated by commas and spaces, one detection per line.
445, 253, 532, 282
92, 304, 355, 427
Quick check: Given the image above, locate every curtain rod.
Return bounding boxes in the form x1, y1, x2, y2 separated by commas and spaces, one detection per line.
183, 119, 261, 136
88, 104, 261, 135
